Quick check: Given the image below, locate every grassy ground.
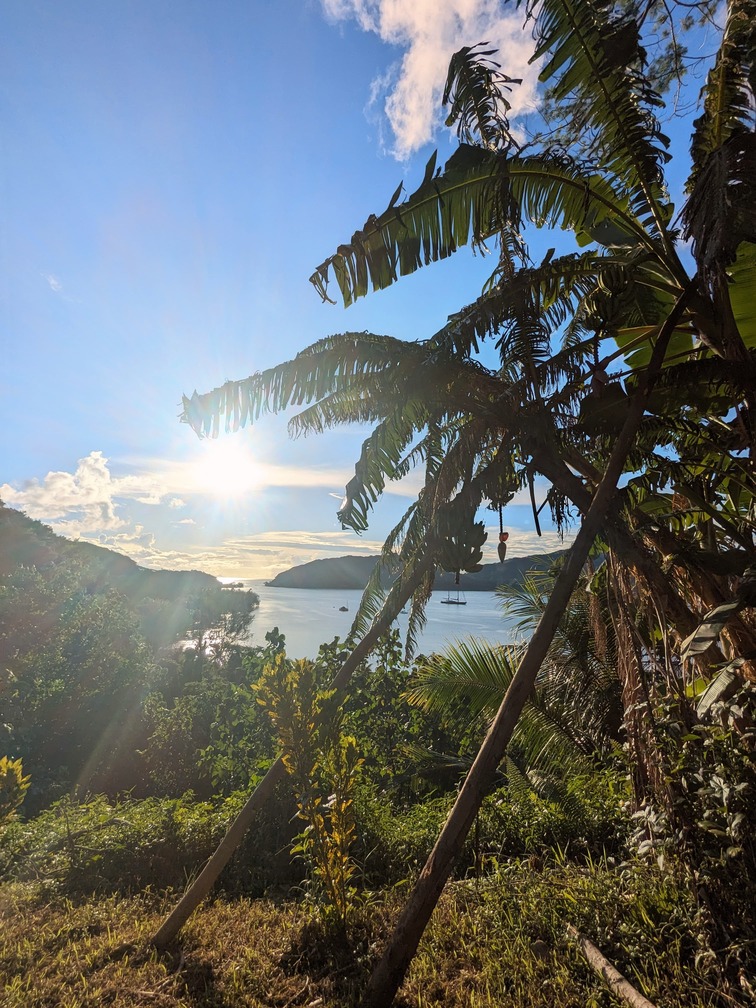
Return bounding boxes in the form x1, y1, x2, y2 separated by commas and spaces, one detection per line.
0, 857, 733, 1008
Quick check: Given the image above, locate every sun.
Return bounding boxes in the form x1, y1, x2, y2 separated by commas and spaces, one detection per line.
193, 438, 262, 499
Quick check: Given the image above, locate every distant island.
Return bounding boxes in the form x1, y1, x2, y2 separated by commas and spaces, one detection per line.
265, 550, 565, 592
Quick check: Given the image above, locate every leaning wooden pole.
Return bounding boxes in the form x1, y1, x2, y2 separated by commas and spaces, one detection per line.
361, 300, 684, 1007
566, 925, 658, 1008
151, 554, 436, 949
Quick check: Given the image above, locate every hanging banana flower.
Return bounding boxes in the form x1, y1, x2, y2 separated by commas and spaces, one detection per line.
498, 532, 509, 563
498, 506, 509, 563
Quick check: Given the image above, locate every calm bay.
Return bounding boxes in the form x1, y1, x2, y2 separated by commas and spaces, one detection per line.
237, 580, 522, 659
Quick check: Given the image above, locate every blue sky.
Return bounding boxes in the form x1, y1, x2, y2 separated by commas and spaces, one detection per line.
0, 2, 715, 578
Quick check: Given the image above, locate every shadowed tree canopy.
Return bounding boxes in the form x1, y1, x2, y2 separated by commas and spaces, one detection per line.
182, 0, 755, 667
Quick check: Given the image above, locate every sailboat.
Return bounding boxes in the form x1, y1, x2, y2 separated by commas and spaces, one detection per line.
440, 572, 467, 605
440, 589, 467, 605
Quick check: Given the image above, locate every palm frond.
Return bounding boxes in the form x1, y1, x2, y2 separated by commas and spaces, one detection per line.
309, 141, 668, 310
684, 133, 756, 285
181, 331, 409, 438
407, 637, 604, 777
508, 154, 660, 253
405, 638, 525, 716
338, 405, 429, 533
334, 355, 503, 533
688, 0, 756, 178
443, 43, 522, 151
345, 520, 436, 652
405, 566, 436, 658
310, 145, 514, 307
683, 1, 756, 321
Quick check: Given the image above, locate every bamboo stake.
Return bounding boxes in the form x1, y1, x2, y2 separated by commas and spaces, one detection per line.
566, 925, 658, 1008
360, 293, 688, 1008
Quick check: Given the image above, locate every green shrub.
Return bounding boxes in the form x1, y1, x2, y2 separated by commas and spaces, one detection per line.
0, 789, 301, 898
355, 788, 452, 883
630, 683, 756, 985
355, 768, 629, 885
256, 653, 365, 932
478, 769, 629, 864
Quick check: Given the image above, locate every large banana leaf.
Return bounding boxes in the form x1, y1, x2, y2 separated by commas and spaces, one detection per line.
687, 0, 756, 186
443, 43, 521, 152
310, 147, 669, 309
310, 145, 510, 307
682, 0, 756, 362
181, 332, 453, 439
727, 242, 756, 349
532, 0, 674, 246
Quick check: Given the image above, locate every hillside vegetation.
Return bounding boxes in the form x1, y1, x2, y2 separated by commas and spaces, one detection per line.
4, 0, 756, 1001
1, 499, 753, 1005
0, 502, 259, 811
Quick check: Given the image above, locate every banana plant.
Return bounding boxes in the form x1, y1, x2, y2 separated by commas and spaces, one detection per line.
184, 7, 755, 617
164, 2, 756, 968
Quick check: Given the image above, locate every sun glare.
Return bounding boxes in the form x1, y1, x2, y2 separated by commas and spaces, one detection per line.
193, 439, 261, 499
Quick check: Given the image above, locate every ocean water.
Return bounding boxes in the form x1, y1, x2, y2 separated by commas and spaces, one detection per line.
237, 580, 522, 659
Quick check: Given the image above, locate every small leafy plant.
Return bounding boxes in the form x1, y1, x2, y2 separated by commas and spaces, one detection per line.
256, 654, 364, 934
0, 756, 30, 825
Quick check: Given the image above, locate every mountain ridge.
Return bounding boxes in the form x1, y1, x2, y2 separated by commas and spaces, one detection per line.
0, 503, 257, 650
265, 550, 565, 591
0, 502, 220, 599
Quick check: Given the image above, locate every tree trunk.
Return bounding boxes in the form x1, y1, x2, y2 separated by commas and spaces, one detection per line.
361, 302, 682, 1008
151, 553, 437, 949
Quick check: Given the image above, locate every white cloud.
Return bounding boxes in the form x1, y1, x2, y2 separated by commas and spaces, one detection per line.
481, 525, 575, 561
201, 529, 387, 579
90, 528, 388, 581
0, 449, 386, 578
385, 468, 553, 507
1, 451, 124, 531
42, 272, 63, 293
237, 529, 383, 552
1, 451, 354, 536
322, 0, 540, 158
124, 454, 353, 498
134, 526, 573, 581
1, 452, 573, 580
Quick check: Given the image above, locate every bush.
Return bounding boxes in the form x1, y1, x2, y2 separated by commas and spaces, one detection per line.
0, 789, 301, 898
354, 768, 629, 885
355, 787, 452, 883
0, 756, 30, 824
478, 769, 629, 863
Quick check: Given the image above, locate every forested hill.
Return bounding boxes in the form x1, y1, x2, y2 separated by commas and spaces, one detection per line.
0, 501, 259, 811
0, 501, 217, 599
265, 550, 565, 591
0, 502, 258, 660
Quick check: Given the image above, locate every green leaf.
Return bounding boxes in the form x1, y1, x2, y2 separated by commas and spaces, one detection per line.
727, 241, 756, 348
680, 601, 744, 661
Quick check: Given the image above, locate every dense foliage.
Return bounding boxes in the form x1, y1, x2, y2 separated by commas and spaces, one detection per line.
177, 0, 755, 1000
0, 503, 259, 811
